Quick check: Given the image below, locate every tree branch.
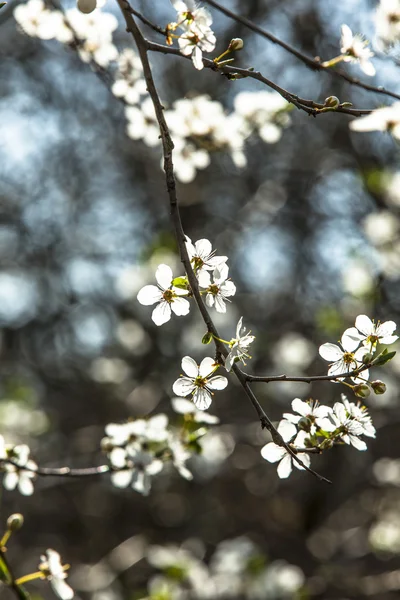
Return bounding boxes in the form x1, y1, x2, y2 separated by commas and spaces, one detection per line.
202, 0, 400, 102
116, 0, 331, 484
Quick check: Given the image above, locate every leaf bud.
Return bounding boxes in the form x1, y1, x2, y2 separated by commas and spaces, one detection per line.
353, 383, 371, 398
228, 38, 244, 51
324, 95, 340, 108
362, 352, 374, 364
371, 380, 387, 395
202, 331, 213, 345
7, 513, 24, 532
77, 0, 97, 13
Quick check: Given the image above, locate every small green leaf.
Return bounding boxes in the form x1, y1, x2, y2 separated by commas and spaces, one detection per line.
372, 349, 396, 367
201, 331, 213, 345
172, 276, 188, 290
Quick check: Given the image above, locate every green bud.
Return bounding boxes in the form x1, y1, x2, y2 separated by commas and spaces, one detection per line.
228, 38, 244, 51
202, 332, 213, 345
324, 96, 340, 108
353, 383, 371, 398
371, 380, 387, 395
297, 416, 312, 432
6, 514, 24, 532
362, 352, 374, 364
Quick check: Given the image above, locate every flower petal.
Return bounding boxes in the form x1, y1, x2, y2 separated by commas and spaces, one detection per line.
214, 295, 227, 313
137, 285, 162, 306
277, 419, 297, 442
172, 376, 196, 397
51, 578, 74, 600
319, 343, 343, 361
111, 470, 133, 488
171, 297, 190, 316
261, 442, 286, 463
277, 454, 293, 479
355, 314, 374, 336
207, 375, 228, 390
152, 301, 172, 326
194, 238, 212, 258
193, 387, 212, 410
291, 398, 309, 417
199, 356, 216, 377
182, 356, 199, 378
155, 264, 173, 290
342, 327, 363, 351
171, 397, 195, 414
292, 452, 311, 471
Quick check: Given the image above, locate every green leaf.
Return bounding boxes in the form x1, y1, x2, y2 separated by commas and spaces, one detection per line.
172, 276, 188, 290
372, 349, 396, 367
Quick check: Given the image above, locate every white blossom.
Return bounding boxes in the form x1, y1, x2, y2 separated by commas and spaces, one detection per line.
137, 264, 190, 326
172, 356, 228, 410
320, 401, 369, 450
261, 422, 310, 479
375, 0, 400, 47
168, 433, 193, 480
178, 26, 216, 70
39, 549, 74, 600
349, 102, 400, 140
341, 395, 376, 438
343, 314, 398, 349
0, 438, 37, 496
14, 0, 72, 42
201, 264, 236, 314
112, 49, 146, 105
225, 317, 255, 371
282, 398, 333, 434
319, 333, 369, 382
185, 236, 227, 287
340, 24, 375, 76
171, 397, 220, 424
171, 136, 210, 182
125, 98, 161, 147
233, 91, 290, 144
109, 444, 163, 495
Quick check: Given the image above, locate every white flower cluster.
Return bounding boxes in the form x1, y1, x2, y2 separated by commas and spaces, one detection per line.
102, 399, 220, 494
169, 0, 216, 70
319, 314, 397, 391
0, 436, 37, 496
350, 101, 400, 140
14, 0, 118, 67
143, 537, 305, 599
124, 92, 290, 182
137, 238, 236, 326
262, 395, 376, 479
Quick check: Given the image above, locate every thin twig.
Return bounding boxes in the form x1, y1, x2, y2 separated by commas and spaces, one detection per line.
1, 460, 109, 477
145, 40, 374, 117
202, 0, 400, 102
0, 546, 30, 600
116, 0, 331, 484
243, 364, 371, 384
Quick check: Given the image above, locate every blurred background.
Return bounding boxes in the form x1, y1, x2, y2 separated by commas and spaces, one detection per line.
1, 0, 400, 597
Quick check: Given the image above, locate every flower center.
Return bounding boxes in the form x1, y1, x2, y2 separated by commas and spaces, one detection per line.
208, 284, 219, 295
366, 334, 379, 345
163, 289, 174, 303
194, 376, 207, 388
192, 256, 205, 271
342, 352, 355, 364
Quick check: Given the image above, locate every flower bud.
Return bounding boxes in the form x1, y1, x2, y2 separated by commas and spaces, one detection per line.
77, 0, 97, 14
297, 416, 312, 432
7, 513, 24, 532
353, 383, 371, 398
324, 96, 340, 108
202, 332, 213, 345
100, 437, 114, 453
371, 380, 387, 395
228, 38, 244, 51
362, 352, 374, 364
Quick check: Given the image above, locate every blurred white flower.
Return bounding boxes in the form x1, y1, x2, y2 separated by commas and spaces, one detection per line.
125, 98, 161, 146
171, 397, 220, 424
340, 24, 375, 76
225, 317, 255, 371
137, 264, 190, 326
39, 549, 73, 600
350, 102, 400, 139
171, 136, 210, 182
14, 0, 72, 41
112, 49, 146, 105
109, 445, 163, 495
375, 0, 400, 47
234, 91, 290, 143
0, 437, 37, 496
172, 356, 228, 410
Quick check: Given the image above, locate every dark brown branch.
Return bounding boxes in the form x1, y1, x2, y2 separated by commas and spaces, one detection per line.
202, 0, 400, 102
145, 40, 374, 118
116, 1, 330, 484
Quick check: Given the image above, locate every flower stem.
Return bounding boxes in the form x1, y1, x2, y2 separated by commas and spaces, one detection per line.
321, 55, 346, 68
15, 572, 43, 585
